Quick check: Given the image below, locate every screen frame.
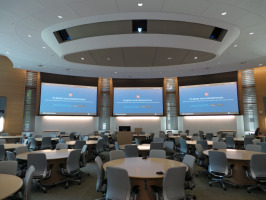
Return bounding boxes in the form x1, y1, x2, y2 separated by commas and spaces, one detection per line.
39, 82, 98, 116
112, 87, 164, 117
178, 81, 240, 116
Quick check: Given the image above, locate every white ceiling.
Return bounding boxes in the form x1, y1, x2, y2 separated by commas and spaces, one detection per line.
0, 0, 266, 78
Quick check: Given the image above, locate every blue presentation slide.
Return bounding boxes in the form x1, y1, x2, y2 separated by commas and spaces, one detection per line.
39, 83, 97, 115
113, 87, 163, 116
179, 82, 239, 115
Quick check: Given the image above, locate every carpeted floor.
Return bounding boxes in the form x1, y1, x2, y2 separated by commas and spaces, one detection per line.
31, 152, 266, 200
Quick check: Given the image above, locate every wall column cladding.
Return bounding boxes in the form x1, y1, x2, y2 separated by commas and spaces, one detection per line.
0, 56, 26, 135
98, 78, 112, 131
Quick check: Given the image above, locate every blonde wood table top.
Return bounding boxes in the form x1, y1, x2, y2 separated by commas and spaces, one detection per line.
0, 174, 23, 199
119, 144, 150, 151
0, 136, 21, 139
103, 157, 187, 179
168, 135, 192, 139
203, 149, 265, 161
186, 140, 213, 146
35, 138, 59, 142
16, 149, 75, 160
65, 140, 97, 146
133, 134, 149, 137
4, 143, 26, 150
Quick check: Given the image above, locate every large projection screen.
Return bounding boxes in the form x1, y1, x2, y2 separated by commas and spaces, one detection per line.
113, 87, 163, 116
179, 82, 239, 115
39, 83, 97, 116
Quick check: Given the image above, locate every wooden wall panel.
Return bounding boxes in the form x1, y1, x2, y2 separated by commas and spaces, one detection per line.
254, 66, 266, 134
0, 56, 26, 135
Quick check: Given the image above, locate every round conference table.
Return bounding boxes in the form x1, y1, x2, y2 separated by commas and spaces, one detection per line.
203, 149, 265, 185
0, 174, 23, 199
65, 140, 97, 146
0, 136, 21, 143
103, 157, 187, 200
16, 149, 75, 185
4, 143, 26, 150
34, 137, 59, 142
186, 140, 213, 146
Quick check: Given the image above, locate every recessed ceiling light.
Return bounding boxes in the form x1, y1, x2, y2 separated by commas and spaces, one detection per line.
138, 3, 143, 7
221, 12, 227, 16
249, 32, 254, 35
194, 56, 198, 60
6, 51, 9, 54
115, 72, 117, 74
28, 34, 32, 37
42, 46, 46, 49
167, 57, 172, 60
81, 57, 85, 60
17, 66, 21, 68
58, 15, 63, 19
107, 58, 111, 61
233, 44, 238, 47
259, 64, 263, 66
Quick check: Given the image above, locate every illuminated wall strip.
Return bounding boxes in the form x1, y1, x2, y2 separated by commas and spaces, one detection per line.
43, 116, 93, 120
184, 116, 235, 120
116, 116, 160, 120
0, 116, 4, 132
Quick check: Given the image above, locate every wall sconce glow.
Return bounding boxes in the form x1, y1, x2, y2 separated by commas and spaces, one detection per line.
138, 27, 142, 33
116, 116, 160, 120
43, 116, 93, 120
184, 116, 235, 120
0, 116, 4, 132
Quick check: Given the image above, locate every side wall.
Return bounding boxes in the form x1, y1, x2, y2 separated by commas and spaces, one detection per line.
0, 56, 26, 135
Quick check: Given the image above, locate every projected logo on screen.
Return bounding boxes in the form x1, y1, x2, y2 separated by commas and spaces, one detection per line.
205, 92, 209, 96
136, 95, 140, 99
69, 93, 73, 97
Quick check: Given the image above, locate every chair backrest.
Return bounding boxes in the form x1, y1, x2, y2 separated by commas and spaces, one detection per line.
110, 150, 125, 160
212, 141, 226, 150
252, 139, 261, 144
206, 133, 213, 141
154, 137, 165, 143
124, 145, 138, 158
196, 140, 208, 151
75, 140, 86, 150
0, 139, 6, 144
245, 144, 262, 152
23, 165, 35, 200
256, 142, 266, 153
41, 137, 52, 149
80, 145, 88, 167
66, 149, 81, 174
6, 151, 16, 161
191, 136, 201, 141
95, 156, 105, 192
111, 133, 117, 142
56, 143, 68, 150
208, 151, 228, 175
27, 153, 47, 177
179, 139, 187, 154
149, 150, 166, 158
0, 144, 5, 160
102, 135, 109, 146
27, 137, 36, 150
250, 154, 266, 179
182, 154, 196, 178
135, 138, 139, 145
150, 142, 164, 150
106, 166, 131, 200
82, 135, 89, 141
0, 161, 18, 175
34, 135, 42, 138
225, 136, 235, 148
16, 146, 29, 155
212, 137, 219, 142
185, 130, 190, 135
69, 132, 76, 141
164, 141, 174, 154
244, 137, 254, 149
96, 138, 104, 153
163, 166, 186, 200
115, 141, 120, 150
195, 144, 204, 159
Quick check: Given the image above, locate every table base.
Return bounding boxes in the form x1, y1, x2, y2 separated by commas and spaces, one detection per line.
131, 178, 162, 200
